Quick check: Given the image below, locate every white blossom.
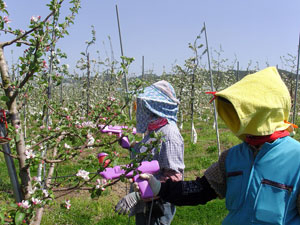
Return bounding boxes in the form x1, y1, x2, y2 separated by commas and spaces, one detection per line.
64, 143, 71, 149
25, 149, 36, 159
31, 197, 42, 205
30, 15, 40, 23
81, 121, 95, 128
18, 200, 31, 209
87, 134, 95, 146
32, 176, 41, 183
29, 187, 37, 195
95, 179, 107, 189
42, 189, 49, 197
76, 169, 90, 181
65, 200, 71, 209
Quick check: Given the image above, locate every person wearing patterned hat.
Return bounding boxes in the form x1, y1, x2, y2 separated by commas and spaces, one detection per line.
126, 67, 300, 225
115, 80, 185, 225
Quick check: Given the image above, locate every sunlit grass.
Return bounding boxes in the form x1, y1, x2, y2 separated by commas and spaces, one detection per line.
2, 116, 300, 224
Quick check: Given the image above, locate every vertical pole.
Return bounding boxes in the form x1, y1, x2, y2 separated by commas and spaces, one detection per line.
115, 4, 131, 119
23, 97, 27, 140
87, 53, 90, 116
203, 22, 221, 156
142, 56, 145, 80
60, 73, 63, 105
191, 65, 196, 143
236, 61, 239, 82
292, 33, 300, 125
38, 15, 56, 183
0, 114, 23, 202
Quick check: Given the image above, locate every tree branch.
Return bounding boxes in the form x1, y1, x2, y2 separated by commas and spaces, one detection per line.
1, 0, 64, 48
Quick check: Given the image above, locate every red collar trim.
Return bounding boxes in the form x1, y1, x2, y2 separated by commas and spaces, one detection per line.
148, 118, 168, 131
245, 130, 290, 146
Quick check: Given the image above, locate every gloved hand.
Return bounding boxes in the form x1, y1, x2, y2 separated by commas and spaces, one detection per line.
115, 192, 141, 215
134, 173, 161, 196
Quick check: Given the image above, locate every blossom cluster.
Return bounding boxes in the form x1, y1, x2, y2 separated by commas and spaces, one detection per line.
76, 169, 90, 181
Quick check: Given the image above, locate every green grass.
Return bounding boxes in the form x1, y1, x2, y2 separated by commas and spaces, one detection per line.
41, 190, 130, 225
173, 199, 227, 225
2, 116, 300, 224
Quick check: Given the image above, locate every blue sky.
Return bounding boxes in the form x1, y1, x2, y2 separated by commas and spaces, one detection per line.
4, 0, 300, 76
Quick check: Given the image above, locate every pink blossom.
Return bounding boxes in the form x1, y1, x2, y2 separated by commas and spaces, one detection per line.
40, 125, 45, 129
32, 176, 41, 183
30, 15, 40, 23
31, 197, 42, 205
95, 179, 107, 189
108, 96, 116, 102
75, 124, 83, 129
25, 149, 35, 159
65, 200, 71, 209
18, 200, 31, 209
42, 60, 48, 69
42, 189, 49, 197
76, 169, 89, 181
14, 124, 20, 133
3, 16, 11, 24
48, 126, 51, 131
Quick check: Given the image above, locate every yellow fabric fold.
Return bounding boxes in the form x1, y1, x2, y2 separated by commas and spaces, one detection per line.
215, 67, 291, 140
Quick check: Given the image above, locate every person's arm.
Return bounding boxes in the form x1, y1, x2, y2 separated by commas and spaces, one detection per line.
143, 149, 229, 206
158, 175, 218, 206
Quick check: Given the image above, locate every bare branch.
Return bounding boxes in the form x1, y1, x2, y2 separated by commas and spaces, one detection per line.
0, 148, 19, 159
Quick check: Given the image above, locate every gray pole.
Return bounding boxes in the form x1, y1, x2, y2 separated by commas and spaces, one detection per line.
203, 22, 221, 156
0, 115, 23, 202
142, 56, 145, 80
60, 73, 63, 105
292, 33, 300, 125
116, 4, 131, 119
236, 61, 239, 82
38, 16, 56, 183
87, 53, 90, 116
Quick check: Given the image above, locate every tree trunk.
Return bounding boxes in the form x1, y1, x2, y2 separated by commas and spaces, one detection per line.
0, 46, 32, 199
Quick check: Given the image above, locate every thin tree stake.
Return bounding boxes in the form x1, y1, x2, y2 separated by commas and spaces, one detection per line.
203, 22, 221, 156
115, 5, 131, 120
292, 33, 300, 125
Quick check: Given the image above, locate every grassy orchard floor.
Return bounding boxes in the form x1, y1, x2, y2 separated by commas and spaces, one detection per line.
1, 118, 300, 224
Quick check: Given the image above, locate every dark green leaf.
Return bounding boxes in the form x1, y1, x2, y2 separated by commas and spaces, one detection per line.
0, 96, 10, 102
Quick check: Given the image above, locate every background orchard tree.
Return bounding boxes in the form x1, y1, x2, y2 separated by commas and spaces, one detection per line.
0, 0, 81, 223
0, 1, 157, 224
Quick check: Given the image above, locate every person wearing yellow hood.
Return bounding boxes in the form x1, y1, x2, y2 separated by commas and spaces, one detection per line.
124, 67, 300, 225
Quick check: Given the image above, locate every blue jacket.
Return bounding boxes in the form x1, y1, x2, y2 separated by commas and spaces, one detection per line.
223, 136, 300, 225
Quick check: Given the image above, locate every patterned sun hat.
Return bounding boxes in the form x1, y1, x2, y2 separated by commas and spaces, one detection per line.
136, 80, 179, 133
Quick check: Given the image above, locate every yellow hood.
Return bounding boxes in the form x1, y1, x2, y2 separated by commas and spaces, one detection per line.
215, 67, 291, 140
